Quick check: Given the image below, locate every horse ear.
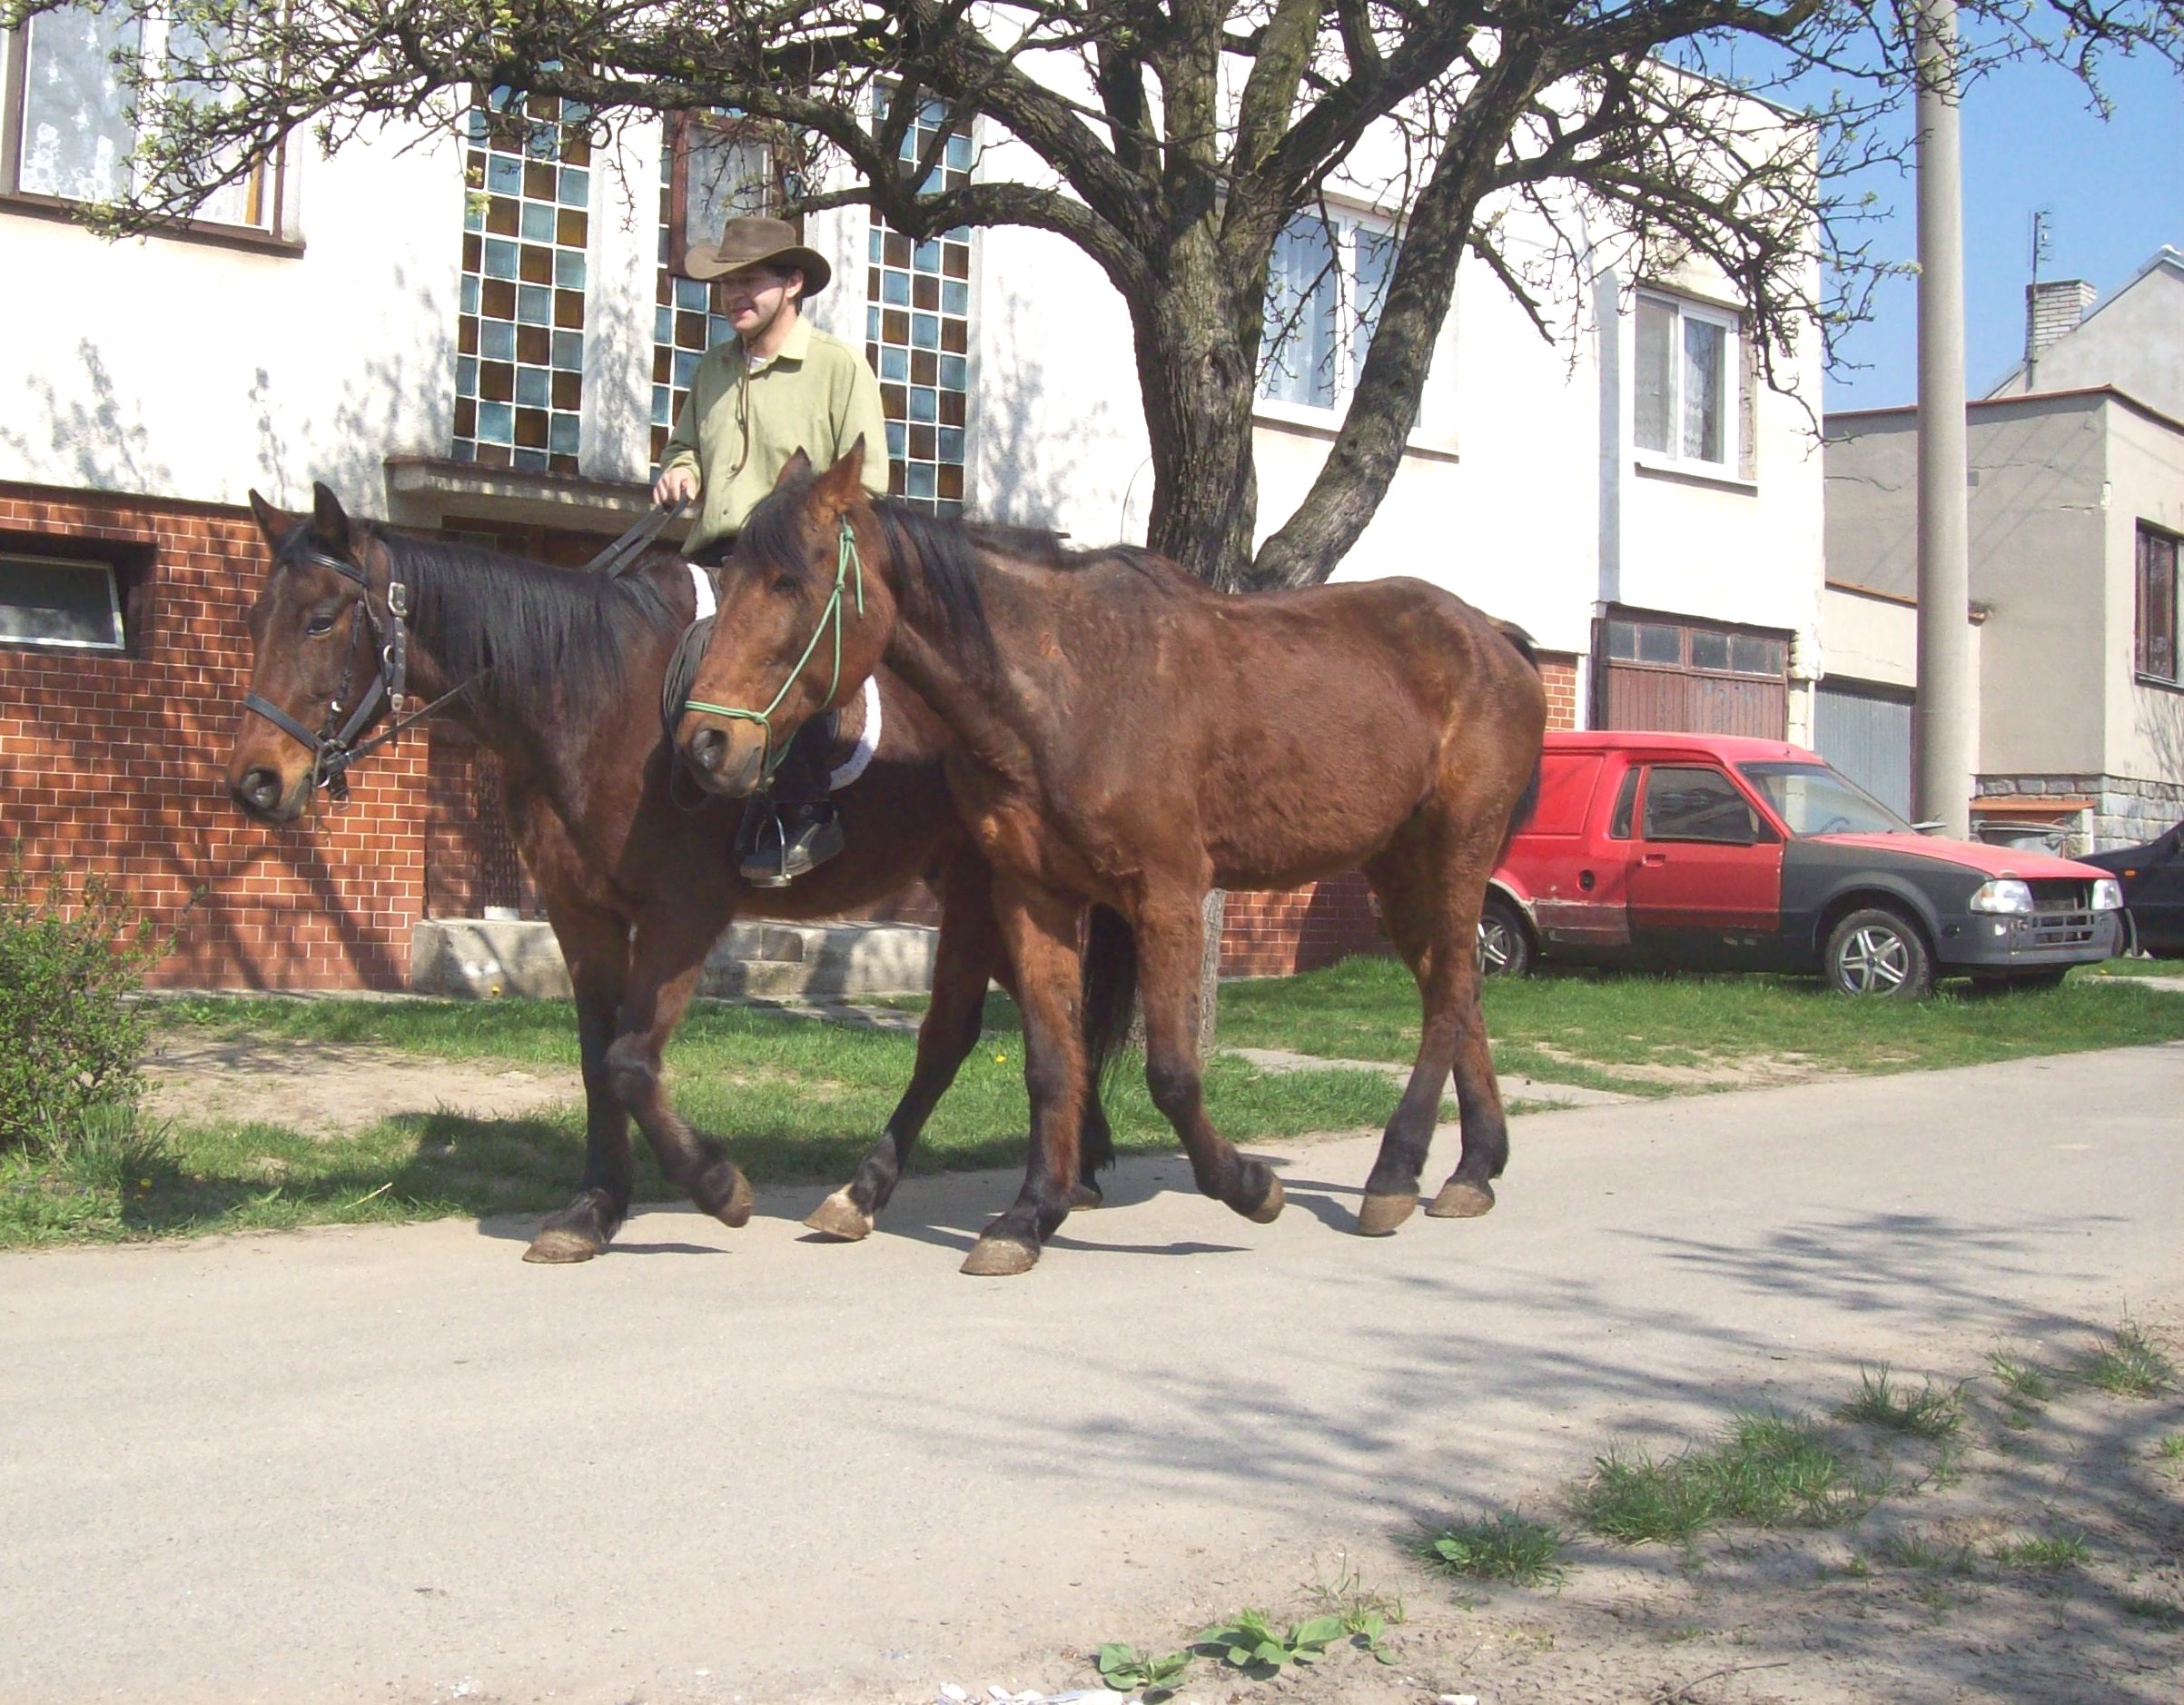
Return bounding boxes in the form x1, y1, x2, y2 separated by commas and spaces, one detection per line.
246, 490, 293, 547
813, 437, 868, 513
311, 481, 351, 553
773, 449, 813, 491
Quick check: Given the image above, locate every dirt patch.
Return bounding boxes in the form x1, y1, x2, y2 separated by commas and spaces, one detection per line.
1029, 1324, 2184, 1705
1528, 1041, 1858, 1090
142, 1036, 583, 1136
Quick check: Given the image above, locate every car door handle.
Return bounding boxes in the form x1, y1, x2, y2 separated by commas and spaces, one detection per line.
1641, 853, 1667, 867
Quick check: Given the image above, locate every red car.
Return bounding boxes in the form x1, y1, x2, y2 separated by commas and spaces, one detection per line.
1481, 732, 2125, 996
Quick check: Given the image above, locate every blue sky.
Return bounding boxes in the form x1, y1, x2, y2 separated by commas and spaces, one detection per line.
1823, 49, 2184, 410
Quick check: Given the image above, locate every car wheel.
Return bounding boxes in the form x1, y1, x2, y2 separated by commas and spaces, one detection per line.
1823, 906, 1932, 999
1477, 897, 1534, 978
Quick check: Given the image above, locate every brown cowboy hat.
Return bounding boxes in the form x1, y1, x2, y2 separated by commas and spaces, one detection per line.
682, 215, 832, 295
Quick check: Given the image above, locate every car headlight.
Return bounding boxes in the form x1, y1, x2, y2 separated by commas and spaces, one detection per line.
1968, 878, 2035, 915
2090, 877, 2123, 912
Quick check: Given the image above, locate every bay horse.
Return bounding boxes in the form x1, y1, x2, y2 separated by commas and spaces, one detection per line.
676, 445, 1546, 1275
223, 483, 1133, 1262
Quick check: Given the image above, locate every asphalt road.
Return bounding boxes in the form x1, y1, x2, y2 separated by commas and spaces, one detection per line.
4, 1044, 2179, 1705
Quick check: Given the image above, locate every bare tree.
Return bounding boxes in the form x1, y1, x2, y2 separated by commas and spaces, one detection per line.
8, 0, 2177, 594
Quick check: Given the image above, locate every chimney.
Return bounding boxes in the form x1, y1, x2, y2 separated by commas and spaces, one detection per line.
2025, 278, 2096, 370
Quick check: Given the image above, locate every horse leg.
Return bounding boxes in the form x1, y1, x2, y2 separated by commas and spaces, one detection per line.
607, 894, 755, 1232
1422, 843, 1510, 1221
524, 903, 637, 1264
1134, 890, 1284, 1224
960, 876, 1088, 1276
806, 857, 999, 1241
1354, 845, 1466, 1234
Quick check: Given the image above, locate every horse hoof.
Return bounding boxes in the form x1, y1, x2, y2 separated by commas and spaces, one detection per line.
1355, 1191, 1418, 1236
960, 1234, 1040, 1277
698, 1161, 755, 1230
1427, 1178, 1497, 1219
523, 1227, 606, 1264
1069, 1182, 1104, 1211
1239, 1169, 1285, 1224
804, 1188, 875, 1242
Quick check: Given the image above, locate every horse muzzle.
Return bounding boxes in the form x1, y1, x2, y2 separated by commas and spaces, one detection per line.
679, 719, 766, 798
227, 761, 310, 824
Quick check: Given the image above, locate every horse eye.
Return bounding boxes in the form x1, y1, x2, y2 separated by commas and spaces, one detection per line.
771, 573, 800, 598
305, 607, 341, 637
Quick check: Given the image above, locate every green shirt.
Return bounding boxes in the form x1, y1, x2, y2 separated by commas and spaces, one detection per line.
659, 316, 891, 553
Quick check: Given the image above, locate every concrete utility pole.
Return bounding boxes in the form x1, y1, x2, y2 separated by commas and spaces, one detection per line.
1913, 0, 1976, 838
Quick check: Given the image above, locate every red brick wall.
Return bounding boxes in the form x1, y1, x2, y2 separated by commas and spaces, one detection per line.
1, 482, 428, 989
1216, 649, 1583, 977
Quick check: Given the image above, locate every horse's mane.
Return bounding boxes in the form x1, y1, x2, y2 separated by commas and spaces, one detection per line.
742, 474, 1171, 661
369, 527, 682, 720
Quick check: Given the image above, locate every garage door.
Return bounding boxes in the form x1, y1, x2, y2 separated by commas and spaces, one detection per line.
1814, 680, 1914, 819
1595, 610, 1789, 739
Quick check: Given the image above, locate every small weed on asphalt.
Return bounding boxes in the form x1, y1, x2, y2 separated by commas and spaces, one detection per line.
1836, 1367, 1965, 1438
1424, 1513, 1568, 1587
2080, 1321, 2176, 1397
1573, 1411, 1880, 1547
2158, 1431, 2184, 1462
1191, 1610, 1349, 1676
1093, 1642, 1191, 1700
1989, 1348, 2055, 1404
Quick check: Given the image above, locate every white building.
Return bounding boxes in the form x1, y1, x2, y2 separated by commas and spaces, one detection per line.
0, 10, 1826, 986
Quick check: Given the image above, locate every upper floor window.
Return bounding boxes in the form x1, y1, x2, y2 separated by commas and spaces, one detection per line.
1635, 292, 1741, 471
2139, 524, 2179, 686
3, 9, 282, 234
1259, 209, 1394, 413
653, 116, 779, 469
866, 95, 974, 514
453, 90, 589, 475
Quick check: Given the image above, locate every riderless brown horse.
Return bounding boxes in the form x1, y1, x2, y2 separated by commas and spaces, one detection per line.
676, 445, 1546, 1275
223, 483, 1132, 1260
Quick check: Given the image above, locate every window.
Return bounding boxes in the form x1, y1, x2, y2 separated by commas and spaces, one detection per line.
2139, 525, 2179, 686
1641, 767, 1762, 845
4, 9, 281, 233
1635, 292, 1741, 470
1260, 210, 1396, 412
1606, 617, 1784, 679
866, 96, 973, 514
1608, 768, 1641, 840
653, 120, 764, 468
0, 540, 145, 653
454, 90, 589, 474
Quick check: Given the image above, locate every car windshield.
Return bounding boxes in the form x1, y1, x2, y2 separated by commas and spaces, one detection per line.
1737, 762, 1912, 838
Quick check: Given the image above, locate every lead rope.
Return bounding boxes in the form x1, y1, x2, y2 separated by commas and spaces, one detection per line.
681, 518, 864, 782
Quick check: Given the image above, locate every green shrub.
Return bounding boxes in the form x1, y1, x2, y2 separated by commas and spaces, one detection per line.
0, 849, 169, 1153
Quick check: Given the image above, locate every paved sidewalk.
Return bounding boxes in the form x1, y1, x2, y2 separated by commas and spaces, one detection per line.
2, 1044, 2179, 1704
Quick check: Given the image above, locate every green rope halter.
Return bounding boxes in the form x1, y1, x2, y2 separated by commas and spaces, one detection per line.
684, 517, 866, 782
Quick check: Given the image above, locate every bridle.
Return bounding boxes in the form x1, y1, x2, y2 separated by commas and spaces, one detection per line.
242, 541, 475, 801
681, 516, 865, 783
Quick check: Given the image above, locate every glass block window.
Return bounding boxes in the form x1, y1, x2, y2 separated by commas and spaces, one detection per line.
866, 102, 973, 514
652, 139, 735, 469
454, 91, 590, 474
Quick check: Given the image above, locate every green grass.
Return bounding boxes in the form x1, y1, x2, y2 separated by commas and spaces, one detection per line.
1569, 1410, 1880, 1547
2158, 1432, 2184, 1462
1835, 1368, 1965, 1439
2085, 956, 2184, 978
2118, 1594, 2184, 1627
2079, 1322, 2177, 1398
1872, 1531, 1978, 1574
1424, 1512, 1568, 1587
1214, 955, 2184, 1092
2, 994, 1409, 1249
1991, 1532, 2090, 1570
1989, 1350, 2055, 1404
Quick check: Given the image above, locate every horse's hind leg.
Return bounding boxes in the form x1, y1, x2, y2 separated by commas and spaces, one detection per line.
608, 891, 755, 1232
807, 857, 999, 1242
526, 902, 637, 1264
1134, 888, 1284, 1224
1359, 826, 1507, 1234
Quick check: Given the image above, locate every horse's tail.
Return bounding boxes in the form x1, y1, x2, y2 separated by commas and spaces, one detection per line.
1077, 903, 1139, 1176
1492, 618, 1546, 856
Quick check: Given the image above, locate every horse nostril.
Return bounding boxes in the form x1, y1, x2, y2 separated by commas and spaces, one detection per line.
689, 728, 726, 774
240, 768, 283, 813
